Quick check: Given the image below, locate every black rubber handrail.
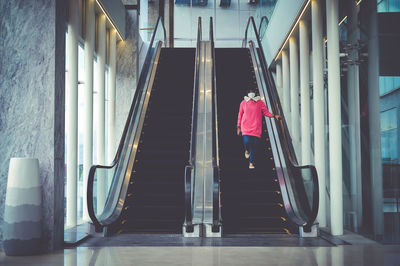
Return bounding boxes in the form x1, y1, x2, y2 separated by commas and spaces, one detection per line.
244, 16, 319, 232
209, 16, 222, 232
184, 17, 202, 232
258, 16, 269, 40
87, 17, 166, 232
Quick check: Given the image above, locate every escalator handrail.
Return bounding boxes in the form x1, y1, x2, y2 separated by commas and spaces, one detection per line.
87, 17, 166, 231
184, 17, 202, 230
209, 16, 222, 231
258, 16, 269, 40
244, 16, 319, 231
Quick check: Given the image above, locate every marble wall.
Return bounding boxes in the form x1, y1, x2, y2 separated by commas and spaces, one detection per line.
0, 1, 137, 251
115, 10, 138, 146
0, 0, 66, 251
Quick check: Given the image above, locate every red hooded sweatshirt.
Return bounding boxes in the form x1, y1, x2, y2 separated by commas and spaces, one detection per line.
237, 96, 274, 138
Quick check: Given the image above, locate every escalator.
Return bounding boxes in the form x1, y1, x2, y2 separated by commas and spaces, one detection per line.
210, 17, 319, 236
87, 16, 318, 238
215, 48, 290, 234
87, 18, 196, 235
119, 48, 195, 233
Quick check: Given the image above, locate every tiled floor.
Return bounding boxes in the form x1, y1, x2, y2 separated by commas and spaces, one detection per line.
1, 245, 400, 266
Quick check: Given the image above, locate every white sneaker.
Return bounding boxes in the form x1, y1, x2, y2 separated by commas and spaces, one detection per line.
249, 163, 255, 169
245, 151, 250, 159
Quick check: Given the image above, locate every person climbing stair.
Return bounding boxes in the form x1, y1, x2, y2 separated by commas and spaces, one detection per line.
237, 88, 281, 169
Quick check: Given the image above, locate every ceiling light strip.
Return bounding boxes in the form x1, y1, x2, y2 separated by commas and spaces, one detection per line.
274, 0, 311, 62
96, 0, 124, 41
338, 15, 347, 26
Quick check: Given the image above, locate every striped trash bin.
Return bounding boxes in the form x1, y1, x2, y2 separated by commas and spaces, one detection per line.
3, 158, 42, 255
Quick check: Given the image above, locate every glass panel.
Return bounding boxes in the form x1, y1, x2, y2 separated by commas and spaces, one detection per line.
380, 75, 400, 243
77, 44, 85, 224
381, 108, 398, 162
174, 0, 195, 46
64, 35, 87, 227
377, 0, 400, 12
389, 0, 400, 11
174, 0, 277, 47
379, 76, 400, 96
92, 58, 99, 213
64, 32, 69, 228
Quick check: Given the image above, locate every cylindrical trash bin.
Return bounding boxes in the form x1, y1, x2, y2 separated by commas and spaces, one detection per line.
3, 158, 42, 255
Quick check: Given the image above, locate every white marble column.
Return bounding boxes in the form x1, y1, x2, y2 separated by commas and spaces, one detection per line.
300, 20, 311, 165
312, 0, 327, 227
289, 37, 300, 158
96, 14, 106, 214
282, 50, 291, 129
276, 61, 283, 99
108, 29, 117, 164
83, 0, 95, 222
326, 0, 343, 235
66, 0, 79, 228
367, 0, 384, 237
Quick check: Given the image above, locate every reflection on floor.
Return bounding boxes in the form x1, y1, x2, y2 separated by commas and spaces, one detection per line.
1, 245, 400, 266
79, 234, 338, 247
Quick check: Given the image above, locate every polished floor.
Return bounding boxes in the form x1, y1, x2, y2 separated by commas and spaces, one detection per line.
79, 233, 338, 247
1, 245, 400, 266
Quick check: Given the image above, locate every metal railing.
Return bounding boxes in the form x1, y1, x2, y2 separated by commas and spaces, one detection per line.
183, 17, 202, 233
210, 17, 222, 232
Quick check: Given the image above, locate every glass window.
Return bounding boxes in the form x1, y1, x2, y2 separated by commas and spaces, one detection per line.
64, 32, 69, 227
381, 108, 398, 162
378, 0, 400, 12
64, 37, 87, 227
93, 58, 99, 164
77, 44, 85, 224
173, 0, 277, 47
379, 76, 400, 96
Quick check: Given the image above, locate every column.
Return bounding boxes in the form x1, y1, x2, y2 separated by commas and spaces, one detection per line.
108, 30, 117, 164
276, 61, 283, 99
66, 0, 79, 228
96, 14, 106, 214
367, 0, 383, 237
289, 37, 300, 158
326, 0, 343, 235
83, 0, 95, 221
312, 0, 327, 227
282, 50, 291, 129
107, 29, 117, 192
300, 20, 311, 165
347, 0, 363, 228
